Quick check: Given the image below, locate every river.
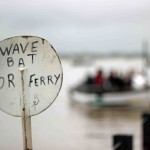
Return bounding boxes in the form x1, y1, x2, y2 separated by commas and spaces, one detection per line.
0, 57, 149, 150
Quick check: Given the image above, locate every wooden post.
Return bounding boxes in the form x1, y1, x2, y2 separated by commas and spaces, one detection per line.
113, 134, 133, 150
142, 113, 150, 150
20, 69, 33, 150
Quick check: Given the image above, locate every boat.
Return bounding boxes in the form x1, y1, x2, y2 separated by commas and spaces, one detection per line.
69, 41, 150, 108
69, 77, 150, 108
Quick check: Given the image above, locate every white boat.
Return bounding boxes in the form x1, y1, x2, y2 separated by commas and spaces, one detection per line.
69, 83, 150, 108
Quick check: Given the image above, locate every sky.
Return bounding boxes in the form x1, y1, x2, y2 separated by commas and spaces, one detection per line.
0, 0, 150, 55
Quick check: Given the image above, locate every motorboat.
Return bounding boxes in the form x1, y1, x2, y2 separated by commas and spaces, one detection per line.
69, 74, 150, 108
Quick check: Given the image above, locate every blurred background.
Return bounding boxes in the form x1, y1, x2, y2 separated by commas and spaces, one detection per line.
0, 0, 150, 149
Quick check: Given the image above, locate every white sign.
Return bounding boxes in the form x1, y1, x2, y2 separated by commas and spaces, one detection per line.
0, 36, 63, 116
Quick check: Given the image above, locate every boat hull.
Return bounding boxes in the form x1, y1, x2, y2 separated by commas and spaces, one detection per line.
69, 88, 150, 108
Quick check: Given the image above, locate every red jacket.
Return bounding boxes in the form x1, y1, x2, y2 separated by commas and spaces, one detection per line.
95, 73, 104, 85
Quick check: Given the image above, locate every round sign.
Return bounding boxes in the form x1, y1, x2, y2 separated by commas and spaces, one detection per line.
0, 36, 63, 116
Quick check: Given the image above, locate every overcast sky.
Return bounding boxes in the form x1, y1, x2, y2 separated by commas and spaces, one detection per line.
0, 0, 150, 54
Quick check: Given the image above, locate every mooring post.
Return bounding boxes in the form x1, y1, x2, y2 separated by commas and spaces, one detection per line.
113, 134, 133, 150
20, 68, 32, 150
142, 113, 150, 150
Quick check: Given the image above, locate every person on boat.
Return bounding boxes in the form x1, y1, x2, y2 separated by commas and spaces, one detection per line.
85, 74, 94, 85
94, 69, 104, 86
124, 70, 134, 89
108, 70, 125, 90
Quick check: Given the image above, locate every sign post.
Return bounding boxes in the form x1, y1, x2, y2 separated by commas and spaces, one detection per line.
20, 68, 32, 150
0, 36, 63, 149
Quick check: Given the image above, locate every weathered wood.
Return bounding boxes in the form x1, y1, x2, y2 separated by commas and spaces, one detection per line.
0, 36, 63, 116
21, 69, 32, 150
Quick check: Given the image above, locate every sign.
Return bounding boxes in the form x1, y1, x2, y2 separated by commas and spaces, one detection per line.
0, 36, 63, 116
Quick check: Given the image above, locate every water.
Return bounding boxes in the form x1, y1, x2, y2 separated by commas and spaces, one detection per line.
0, 58, 149, 150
